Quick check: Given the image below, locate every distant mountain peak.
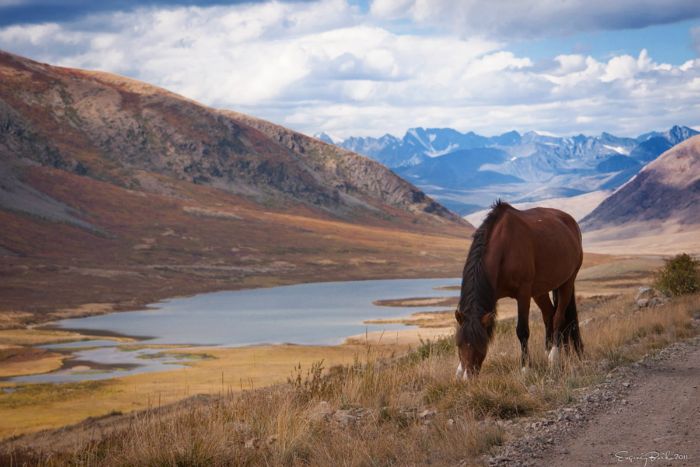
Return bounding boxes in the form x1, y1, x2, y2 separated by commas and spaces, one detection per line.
314, 132, 335, 144
667, 125, 699, 145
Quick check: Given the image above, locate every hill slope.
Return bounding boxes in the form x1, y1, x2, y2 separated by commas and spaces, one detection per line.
0, 51, 471, 324
0, 51, 459, 224
581, 135, 700, 254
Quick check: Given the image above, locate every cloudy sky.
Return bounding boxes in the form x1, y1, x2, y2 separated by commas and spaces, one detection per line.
1, 0, 700, 139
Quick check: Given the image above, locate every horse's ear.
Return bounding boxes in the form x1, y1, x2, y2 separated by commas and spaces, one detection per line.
480, 312, 495, 328
454, 310, 464, 325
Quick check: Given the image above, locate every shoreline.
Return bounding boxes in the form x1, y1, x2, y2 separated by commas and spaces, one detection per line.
1, 257, 643, 386
1, 277, 464, 386
1, 271, 467, 331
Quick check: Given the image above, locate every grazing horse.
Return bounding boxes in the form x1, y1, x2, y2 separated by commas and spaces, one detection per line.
454, 201, 583, 379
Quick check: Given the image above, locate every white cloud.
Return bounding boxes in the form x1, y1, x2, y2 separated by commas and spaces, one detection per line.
0, 0, 698, 138
370, 0, 700, 39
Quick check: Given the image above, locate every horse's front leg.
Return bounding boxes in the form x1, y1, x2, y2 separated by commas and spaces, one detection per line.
516, 293, 531, 371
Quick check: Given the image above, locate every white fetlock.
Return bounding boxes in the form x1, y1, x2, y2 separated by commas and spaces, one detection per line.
548, 346, 560, 366
455, 362, 464, 380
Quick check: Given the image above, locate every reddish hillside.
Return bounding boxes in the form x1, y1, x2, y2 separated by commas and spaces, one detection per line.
581, 135, 700, 231
581, 136, 700, 254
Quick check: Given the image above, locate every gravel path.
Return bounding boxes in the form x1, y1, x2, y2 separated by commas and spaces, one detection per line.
487, 335, 700, 467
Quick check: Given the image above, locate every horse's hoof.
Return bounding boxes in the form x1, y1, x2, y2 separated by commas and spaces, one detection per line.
548, 346, 560, 366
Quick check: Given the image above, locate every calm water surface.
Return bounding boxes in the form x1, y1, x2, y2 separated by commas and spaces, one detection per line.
9, 278, 459, 384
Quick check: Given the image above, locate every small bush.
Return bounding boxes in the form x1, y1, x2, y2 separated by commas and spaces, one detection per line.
288, 360, 332, 402
402, 336, 454, 365
654, 253, 700, 296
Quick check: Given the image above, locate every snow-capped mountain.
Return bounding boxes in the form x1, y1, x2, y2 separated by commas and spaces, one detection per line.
331, 125, 698, 214
314, 132, 335, 145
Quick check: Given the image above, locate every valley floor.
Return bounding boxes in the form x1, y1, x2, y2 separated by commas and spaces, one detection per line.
0, 253, 682, 454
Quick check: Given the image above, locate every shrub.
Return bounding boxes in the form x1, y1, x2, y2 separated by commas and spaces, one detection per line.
403, 336, 454, 364
654, 253, 700, 296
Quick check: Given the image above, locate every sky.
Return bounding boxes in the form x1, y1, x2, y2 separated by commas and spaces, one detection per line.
1, 0, 699, 139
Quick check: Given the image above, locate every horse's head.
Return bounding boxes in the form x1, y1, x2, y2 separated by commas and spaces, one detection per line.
454, 309, 495, 380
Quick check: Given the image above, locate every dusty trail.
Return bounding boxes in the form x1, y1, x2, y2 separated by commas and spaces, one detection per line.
487, 336, 700, 467
545, 343, 699, 466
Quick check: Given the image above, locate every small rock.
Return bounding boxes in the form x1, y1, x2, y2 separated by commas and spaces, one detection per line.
447, 418, 455, 427
244, 437, 259, 449
333, 409, 357, 426
622, 382, 631, 388
418, 409, 437, 420
635, 286, 653, 301
309, 401, 333, 422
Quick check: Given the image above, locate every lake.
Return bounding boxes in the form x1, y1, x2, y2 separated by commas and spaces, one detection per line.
9, 278, 459, 384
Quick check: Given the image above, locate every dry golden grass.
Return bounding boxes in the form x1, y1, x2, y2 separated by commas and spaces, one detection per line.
3, 293, 697, 466
0, 352, 64, 378
0, 329, 109, 346
0, 344, 396, 439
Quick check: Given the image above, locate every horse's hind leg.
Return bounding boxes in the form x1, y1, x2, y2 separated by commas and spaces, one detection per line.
548, 277, 575, 366
534, 293, 554, 351
516, 292, 531, 371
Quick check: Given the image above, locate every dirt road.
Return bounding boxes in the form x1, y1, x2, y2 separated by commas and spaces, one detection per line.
489, 337, 700, 467
546, 342, 699, 466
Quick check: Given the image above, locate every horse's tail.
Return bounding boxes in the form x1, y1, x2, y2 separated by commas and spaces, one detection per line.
561, 286, 583, 355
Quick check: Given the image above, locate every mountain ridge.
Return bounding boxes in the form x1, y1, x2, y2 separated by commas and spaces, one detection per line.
328, 125, 698, 214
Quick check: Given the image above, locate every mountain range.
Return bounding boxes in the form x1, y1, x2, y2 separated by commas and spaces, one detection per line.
323, 126, 699, 214
0, 50, 469, 323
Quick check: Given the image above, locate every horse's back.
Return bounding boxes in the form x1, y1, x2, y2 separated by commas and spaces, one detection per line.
518, 207, 581, 247
491, 205, 582, 296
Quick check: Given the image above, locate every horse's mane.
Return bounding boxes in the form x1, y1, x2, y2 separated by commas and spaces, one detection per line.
456, 200, 511, 350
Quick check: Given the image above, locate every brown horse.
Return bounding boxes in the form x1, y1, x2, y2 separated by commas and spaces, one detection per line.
454, 201, 583, 379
